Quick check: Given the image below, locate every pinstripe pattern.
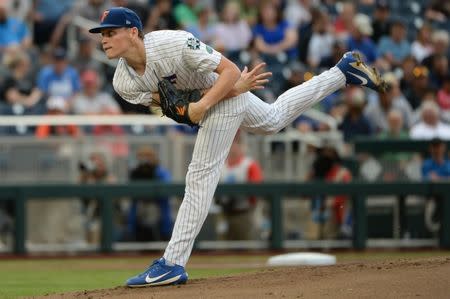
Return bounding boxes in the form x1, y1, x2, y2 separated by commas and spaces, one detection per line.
112, 30, 346, 267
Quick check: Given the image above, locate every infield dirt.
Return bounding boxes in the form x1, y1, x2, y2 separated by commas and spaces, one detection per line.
35, 256, 450, 299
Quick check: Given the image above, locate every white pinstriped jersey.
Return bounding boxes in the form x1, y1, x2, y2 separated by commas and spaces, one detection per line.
109, 29, 346, 268
112, 30, 222, 106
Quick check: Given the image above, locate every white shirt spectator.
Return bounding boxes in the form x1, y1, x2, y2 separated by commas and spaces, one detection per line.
215, 20, 252, 52
410, 101, 450, 140
411, 40, 433, 63
410, 122, 450, 140
307, 33, 334, 67
283, 0, 313, 27
72, 91, 120, 115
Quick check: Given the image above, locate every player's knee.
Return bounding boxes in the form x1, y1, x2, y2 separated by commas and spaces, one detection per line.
260, 126, 282, 135
261, 119, 284, 135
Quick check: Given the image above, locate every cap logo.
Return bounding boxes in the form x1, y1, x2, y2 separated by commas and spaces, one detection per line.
126, 20, 131, 25
100, 10, 109, 22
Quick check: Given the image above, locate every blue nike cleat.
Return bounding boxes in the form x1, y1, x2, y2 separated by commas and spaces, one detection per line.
336, 51, 387, 92
126, 258, 188, 287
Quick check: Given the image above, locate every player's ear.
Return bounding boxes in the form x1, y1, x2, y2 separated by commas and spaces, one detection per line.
128, 27, 137, 39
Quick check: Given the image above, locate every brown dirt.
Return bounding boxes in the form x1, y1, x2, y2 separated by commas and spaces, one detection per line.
37, 257, 450, 299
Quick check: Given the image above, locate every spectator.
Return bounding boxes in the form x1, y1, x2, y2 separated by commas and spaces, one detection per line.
145, 0, 177, 31
217, 132, 263, 240
411, 23, 434, 63
424, 0, 449, 26
429, 54, 449, 89
364, 73, 413, 133
174, 0, 199, 29
186, 5, 216, 45
253, 0, 298, 95
411, 88, 440, 125
0, 50, 42, 113
319, 39, 348, 69
214, 0, 252, 64
403, 65, 431, 109
437, 73, 450, 110
421, 137, 450, 233
126, 146, 173, 241
378, 109, 409, 139
253, 0, 298, 62
0, 0, 31, 53
370, 0, 391, 43
297, 6, 324, 65
30, 0, 75, 47
347, 13, 378, 64
377, 109, 413, 181
307, 145, 352, 239
238, 0, 258, 27
307, 9, 334, 69
410, 100, 450, 140
422, 138, 450, 181
70, 36, 104, 80
423, 30, 449, 71
79, 151, 117, 244
377, 18, 411, 68
72, 70, 121, 115
35, 96, 80, 138
6, 0, 30, 20
283, 0, 312, 28
338, 87, 373, 141
399, 56, 419, 95
50, 0, 109, 48
37, 47, 81, 102
333, 1, 355, 40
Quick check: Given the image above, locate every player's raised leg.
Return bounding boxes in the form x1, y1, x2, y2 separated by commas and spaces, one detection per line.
242, 51, 385, 134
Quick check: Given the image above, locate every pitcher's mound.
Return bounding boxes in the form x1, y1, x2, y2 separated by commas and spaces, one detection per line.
42, 256, 450, 299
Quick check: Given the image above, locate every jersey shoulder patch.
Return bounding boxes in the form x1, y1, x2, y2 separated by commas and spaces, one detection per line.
186, 37, 200, 50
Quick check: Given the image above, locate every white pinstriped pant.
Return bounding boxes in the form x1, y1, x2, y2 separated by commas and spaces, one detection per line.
164, 67, 345, 266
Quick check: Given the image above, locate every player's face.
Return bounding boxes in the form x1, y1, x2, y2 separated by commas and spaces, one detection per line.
100, 28, 132, 59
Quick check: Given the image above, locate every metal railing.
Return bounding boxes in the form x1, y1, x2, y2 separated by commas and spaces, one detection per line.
0, 181, 449, 254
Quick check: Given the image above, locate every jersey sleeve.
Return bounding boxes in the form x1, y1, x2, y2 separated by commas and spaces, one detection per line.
181, 33, 222, 73
113, 86, 153, 106
112, 60, 153, 106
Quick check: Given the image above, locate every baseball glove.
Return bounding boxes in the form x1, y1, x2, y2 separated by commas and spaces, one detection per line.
157, 78, 202, 126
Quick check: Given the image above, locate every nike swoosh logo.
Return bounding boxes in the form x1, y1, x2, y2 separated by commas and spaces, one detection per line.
347, 71, 368, 85
145, 271, 171, 283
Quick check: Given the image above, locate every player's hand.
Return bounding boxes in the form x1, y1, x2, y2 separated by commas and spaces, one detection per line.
187, 101, 207, 124
234, 63, 272, 95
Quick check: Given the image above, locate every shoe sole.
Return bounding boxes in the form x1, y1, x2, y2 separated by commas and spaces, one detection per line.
127, 276, 188, 288
352, 52, 387, 93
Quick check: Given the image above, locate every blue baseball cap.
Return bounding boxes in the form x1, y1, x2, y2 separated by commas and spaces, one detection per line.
89, 7, 143, 33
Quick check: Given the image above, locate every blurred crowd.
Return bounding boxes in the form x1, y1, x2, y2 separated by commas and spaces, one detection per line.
1, 0, 450, 246
0, 0, 448, 141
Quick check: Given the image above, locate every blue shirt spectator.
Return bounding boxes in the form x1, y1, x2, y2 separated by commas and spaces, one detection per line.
338, 113, 373, 141
34, 0, 74, 21
253, 1, 298, 61
422, 138, 450, 180
422, 158, 450, 179
37, 48, 81, 100
347, 36, 378, 64
378, 37, 410, 62
254, 20, 298, 60
127, 147, 174, 241
338, 87, 373, 141
377, 20, 411, 66
347, 13, 378, 64
0, 17, 29, 49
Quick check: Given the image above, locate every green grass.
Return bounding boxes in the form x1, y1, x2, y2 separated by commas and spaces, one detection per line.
0, 257, 257, 298
0, 251, 448, 298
